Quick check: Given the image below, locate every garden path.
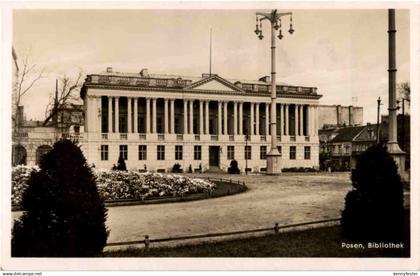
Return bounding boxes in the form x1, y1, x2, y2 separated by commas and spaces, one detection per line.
104, 172, 352, 244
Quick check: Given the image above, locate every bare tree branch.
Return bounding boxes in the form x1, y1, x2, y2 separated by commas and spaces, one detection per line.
43, 71, 83, 126
13, 48, 45, 135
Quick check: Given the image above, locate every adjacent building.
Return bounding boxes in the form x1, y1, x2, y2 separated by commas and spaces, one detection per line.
80, 68, 322, 173
318, 104, 363, 129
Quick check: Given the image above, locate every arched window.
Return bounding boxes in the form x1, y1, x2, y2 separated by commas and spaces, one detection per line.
12, 144, 27, 166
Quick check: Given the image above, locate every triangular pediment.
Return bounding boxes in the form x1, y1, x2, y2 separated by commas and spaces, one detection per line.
185, 75, 245, 93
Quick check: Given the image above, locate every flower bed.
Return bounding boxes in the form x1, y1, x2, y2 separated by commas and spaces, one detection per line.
12, 166, 215, 206
95, 170, 215, 201
12, 165, 39, 207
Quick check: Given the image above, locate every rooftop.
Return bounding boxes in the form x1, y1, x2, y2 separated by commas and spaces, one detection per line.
330, 126, 366, 143
81, 68, 321, 99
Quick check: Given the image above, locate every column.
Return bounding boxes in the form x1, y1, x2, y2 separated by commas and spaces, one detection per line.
218, 101, 222, 135
199, 101, 204, 134
265, 103, 269, 135
146, 98, 151, 134
239, 102, 243, 135
280, 104, 284, 136
205, 101, 210, 134
94, 96, 100, 133
233, 101, 238, 135
152, 98, 157, 133
133, 98, 138, 133
115, 97, 119, 133
250, 103, 254, 135
285, 104, 289, 135
223, 101, 228, 135
314, 106, 318, 136
305, 105, 310, 137
189, 100, 194, 134
255, 103, 260, 135
299, 104, 304, 136
127, 97, 132, 133
183, 100, 188, 134
108, 96, 113, 133
164, 99, 169, 134
170, 99, 175, 134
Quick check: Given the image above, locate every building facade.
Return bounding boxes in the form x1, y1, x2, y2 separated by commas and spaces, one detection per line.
318, 104, 363, 129
80, 68, 322, 173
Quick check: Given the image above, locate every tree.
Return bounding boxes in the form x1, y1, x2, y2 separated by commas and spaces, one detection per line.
341, 145, 404, 242
228, 160, 240, 174
12, 48, 45, 165
115, 155, 127, 171
12, 139, 108, 257
43, 72, 83, 128
398, 82, 410, 102
13, 48, 45, 132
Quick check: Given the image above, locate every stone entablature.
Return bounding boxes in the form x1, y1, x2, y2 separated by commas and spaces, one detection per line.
81, 72, 321, 99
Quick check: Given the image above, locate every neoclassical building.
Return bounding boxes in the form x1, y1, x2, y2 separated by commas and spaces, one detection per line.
80, 68, 322, 173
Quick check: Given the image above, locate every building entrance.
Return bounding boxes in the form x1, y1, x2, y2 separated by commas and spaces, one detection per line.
209, 146, 220, 167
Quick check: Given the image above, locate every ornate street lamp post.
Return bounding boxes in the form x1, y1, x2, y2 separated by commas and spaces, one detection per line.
255, 9, 294, 175
387, 9, 406, 180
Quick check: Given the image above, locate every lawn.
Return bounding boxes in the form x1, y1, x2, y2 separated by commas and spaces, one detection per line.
104, 211, 410, 257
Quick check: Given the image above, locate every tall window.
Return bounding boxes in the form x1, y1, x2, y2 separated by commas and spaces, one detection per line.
245, 146, 252, 160
304, 146, 311, 160
175, 145, 183, 160
119, 145, 128, 160
260, 146, 267, 160
194, 146, 202, 160
227, 146, 235, 160
138, 145, 147, 160
157, 145, 165, 160
100, 145, 108, 161
289, 146, 296, 160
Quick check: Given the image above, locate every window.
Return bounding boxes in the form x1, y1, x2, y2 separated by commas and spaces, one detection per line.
175, 145, 183, 160
289, 146, 296, 160
100, 145, 108, 161
245, 146, 252, 160
194, 145, 202, 160
157, 145, 165, 160
119, 145, 128, 160
260, 146, 267, 160
138, 145, 147, 160
304, 146, 311, 160
227, 146, 235, 160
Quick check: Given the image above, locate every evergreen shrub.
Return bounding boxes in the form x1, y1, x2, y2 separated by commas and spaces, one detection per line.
12, 139, 108, 257
341, 145, 404, 242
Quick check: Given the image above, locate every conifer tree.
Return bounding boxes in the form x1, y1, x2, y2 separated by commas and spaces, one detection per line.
12, 139, 108, 256
341, 145, 404, 242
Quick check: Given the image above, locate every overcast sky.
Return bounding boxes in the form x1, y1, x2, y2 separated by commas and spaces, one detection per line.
13, 9, 410, 123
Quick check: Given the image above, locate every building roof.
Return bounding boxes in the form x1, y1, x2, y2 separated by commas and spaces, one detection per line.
81, 68, 321, 100
330, 126, 365, 143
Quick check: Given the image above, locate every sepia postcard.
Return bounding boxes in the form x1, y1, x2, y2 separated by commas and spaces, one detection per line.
1, 0, 419, 271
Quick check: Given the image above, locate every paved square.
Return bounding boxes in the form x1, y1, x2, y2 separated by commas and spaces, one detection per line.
105, 172, 352, 243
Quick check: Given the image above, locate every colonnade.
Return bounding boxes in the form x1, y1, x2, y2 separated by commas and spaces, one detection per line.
101, 96, 318, 136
